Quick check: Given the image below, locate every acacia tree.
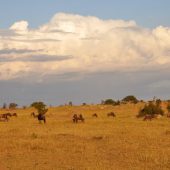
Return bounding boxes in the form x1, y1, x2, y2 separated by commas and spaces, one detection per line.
9, 103, 18, 109
30, 101, 48, 115
122, 95, 138, 104
104, 99, 116, 105
102, 99, 120, 106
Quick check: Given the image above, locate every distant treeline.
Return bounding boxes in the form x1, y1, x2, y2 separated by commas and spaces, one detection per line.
1, 95, 170, 111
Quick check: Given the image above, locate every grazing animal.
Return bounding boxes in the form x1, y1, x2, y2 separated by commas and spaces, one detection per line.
5, 113, 12, 117
78, 114, 85, 122
37, 113, 46, 123
92, 113, 98, 118
107, 112, 116, 117
143, 114, 154, 121
31, 112, 46, 123
72, 114, 85, 123
0, 113, 10, 121
73, 114, 78, 123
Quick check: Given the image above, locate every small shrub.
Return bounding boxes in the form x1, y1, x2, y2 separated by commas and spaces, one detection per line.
9, 103, 18, 109
137, 102, 164, 117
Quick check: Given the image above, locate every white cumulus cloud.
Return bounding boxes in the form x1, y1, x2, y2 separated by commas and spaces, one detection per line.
10, 20, 29, 32
0, 13, 170, 81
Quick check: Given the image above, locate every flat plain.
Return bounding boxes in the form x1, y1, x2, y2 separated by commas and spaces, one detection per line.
0, 103, 170, 170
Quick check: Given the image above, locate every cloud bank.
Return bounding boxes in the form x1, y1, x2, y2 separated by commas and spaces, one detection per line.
0, 13, 170, 81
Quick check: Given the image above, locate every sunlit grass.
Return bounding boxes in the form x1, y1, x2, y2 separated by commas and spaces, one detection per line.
0, 103, 170, 170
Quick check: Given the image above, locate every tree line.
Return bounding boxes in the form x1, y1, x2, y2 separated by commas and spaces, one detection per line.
1, 95, 170, 118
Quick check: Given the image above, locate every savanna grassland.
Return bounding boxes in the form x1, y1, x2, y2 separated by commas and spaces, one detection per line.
0, 103, 170, 170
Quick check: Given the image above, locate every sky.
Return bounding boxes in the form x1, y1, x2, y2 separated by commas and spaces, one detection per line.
0, 0, 170, 106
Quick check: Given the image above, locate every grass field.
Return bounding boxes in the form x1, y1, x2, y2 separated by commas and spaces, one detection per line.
0, 103, 170, 170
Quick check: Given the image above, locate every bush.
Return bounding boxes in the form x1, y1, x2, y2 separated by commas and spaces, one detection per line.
9, 103, 18, 109
122, 95, 138, 104
103, 99, 116, 105
137, 102, 164, 117
102, 99, 120, 106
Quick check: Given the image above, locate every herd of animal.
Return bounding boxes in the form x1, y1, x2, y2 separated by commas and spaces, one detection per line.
72, 112, 117, 123
0, 111, 116, 124
0, 110, 170, 124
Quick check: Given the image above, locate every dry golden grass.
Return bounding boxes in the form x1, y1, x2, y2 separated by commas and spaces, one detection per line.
0, 103, 170, 170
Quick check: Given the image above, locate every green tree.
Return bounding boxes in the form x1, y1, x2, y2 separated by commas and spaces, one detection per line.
9, 103, 18, 109
30, 101, 48, 114
122, 95, 138, 104
103, 99, 116, 105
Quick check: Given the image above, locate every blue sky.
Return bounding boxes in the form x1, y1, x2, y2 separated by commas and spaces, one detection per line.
0, 0, 170, 28
0, 0, 170, 106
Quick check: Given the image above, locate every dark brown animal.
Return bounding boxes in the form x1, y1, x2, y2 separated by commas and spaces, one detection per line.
92, 113, 98, 118
107, 112, 116, 117
4, 113, 12, 117
78, 114, 85, 122
31, 112, 46, 123
73, 114, 78, 123
0, 113, 10, 121
143, 114, 154, 121
72, 114, 85, 123
37, 113, 46, 123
